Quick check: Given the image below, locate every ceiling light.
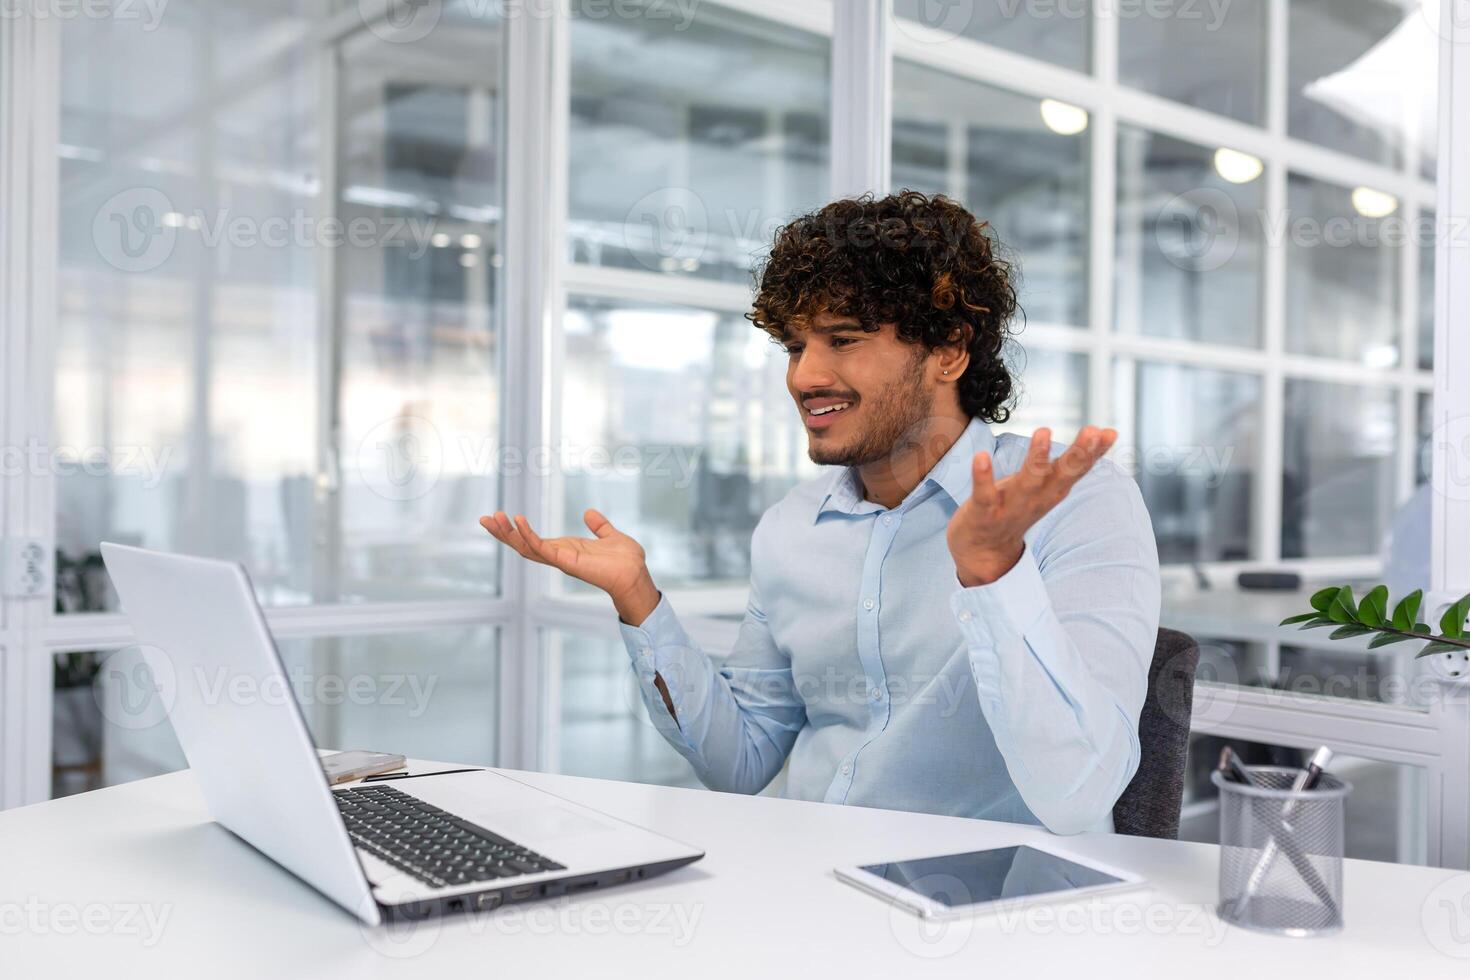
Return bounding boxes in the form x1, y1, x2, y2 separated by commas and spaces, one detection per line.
1213, 147, 1263, 184
1040, 99, 1089, 136
1351, 187, 1399, 218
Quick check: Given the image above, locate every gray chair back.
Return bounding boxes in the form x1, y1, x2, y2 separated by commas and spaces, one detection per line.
1112, 628, 1200, 839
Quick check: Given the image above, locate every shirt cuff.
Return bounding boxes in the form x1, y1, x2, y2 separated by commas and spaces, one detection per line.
616, 593, 696, 745
617, 592, 687, 670
949, 544, 1050, 648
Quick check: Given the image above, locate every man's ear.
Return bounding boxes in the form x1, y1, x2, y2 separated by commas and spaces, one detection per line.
937, 324, 972, 379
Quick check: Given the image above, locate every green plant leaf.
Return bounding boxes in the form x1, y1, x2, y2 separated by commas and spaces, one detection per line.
1280, 613, 1320, 625
1328, 586, 1357, 624
1417, 640, 1469, 658
1330, 625, 1373, 640
1441, 594, 1470, 640
1414, 622, 1434, 635
1297, 619, 1336, 631
1358, 585, 1388, 627
1368, 632, 1415, 649
1392, 590, 1423, 631
1310, 587, 1341, 613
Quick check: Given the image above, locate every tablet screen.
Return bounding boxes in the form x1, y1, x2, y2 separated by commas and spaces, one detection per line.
859, 845, 1122, 908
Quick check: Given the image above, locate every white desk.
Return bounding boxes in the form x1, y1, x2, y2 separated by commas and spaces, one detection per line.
4, 763, 1468, 978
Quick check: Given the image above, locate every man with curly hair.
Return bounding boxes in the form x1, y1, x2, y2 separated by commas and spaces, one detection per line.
483, 192, 1161, 835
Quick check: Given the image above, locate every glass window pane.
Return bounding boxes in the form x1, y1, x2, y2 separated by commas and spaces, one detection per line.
559, 295, 817, 592
1182, 734, 1428, 866
54, 5, 504, 608
1115, 127, 1265, 347
56, 627, 497, 797
1187, 635, 1435, 712
893, 0, 1090, 72
334, 20, 505, 603
567, 3, 830, 283
1283, 174, 1401, 365
1119, 361, 1261, 564
1118, 0, 1267, 124
278, 628, 499, 765
893, 61, 1090, 328
1384, 392, 1432, 596
1288, 0, 1438, 176
1282, 379, 1399, 559
1416, 390, 1433, 486
1419, 209, 1435, 371
994, 347, 1088, 442
543, 629, 700, 788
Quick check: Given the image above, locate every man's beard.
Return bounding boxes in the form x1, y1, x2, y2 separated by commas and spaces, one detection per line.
808, 351, 935, 468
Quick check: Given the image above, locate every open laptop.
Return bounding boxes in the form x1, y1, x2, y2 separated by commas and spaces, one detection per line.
100, 542, 703, 926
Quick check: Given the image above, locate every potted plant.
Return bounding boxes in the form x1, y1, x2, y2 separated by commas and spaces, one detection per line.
1281, 586, 1470, 665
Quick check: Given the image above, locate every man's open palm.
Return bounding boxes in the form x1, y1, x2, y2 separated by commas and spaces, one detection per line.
946, 425, 1118, 587
480, 509, 648, 599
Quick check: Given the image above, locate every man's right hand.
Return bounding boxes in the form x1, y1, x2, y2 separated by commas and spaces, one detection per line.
478, 508, 661, 626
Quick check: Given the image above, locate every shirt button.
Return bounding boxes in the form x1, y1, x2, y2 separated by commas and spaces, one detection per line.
882, 515, 893, 526
840, 763, 852, 776
870, 687, 882, 701
958, 611, 972, 623
862, 598, 875, 611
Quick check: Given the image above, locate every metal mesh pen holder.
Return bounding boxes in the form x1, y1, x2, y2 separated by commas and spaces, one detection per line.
1212, 767, 1352, 937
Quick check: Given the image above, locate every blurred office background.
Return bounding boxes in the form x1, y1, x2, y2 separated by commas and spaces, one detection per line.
4, 0, 1459, 866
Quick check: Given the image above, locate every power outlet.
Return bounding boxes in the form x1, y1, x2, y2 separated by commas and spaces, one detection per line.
2, 539, 50, 598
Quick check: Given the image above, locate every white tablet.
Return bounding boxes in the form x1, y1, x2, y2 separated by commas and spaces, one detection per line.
835, 843, 1147, 920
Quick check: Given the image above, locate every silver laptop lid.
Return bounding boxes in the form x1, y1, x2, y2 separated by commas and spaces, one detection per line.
100, 542, 381, 926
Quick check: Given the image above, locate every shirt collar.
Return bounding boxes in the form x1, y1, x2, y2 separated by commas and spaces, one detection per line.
814, 417, 995, 521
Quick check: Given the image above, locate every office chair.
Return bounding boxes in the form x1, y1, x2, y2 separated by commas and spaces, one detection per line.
1112, 628, 1200, 840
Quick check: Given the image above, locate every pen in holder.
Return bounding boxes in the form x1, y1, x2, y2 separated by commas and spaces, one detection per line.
1212, 763, 1351, 936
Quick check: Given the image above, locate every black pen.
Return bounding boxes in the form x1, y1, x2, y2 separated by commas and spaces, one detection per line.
359, 767, 485, 783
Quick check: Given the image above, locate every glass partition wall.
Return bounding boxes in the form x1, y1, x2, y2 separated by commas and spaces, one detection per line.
7, 0, 1468, 869
40, 0, 510, 793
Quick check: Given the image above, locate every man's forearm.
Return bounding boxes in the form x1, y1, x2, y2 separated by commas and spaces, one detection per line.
617, 588, 804, 794
612, 568, 662, 628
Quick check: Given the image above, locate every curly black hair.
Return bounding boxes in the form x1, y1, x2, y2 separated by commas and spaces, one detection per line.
748, 191, 1020, 424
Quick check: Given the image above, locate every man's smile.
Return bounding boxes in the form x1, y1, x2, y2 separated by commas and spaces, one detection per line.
802, 396, 856, 431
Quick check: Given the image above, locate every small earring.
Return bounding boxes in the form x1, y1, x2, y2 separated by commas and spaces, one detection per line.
942, 370, 950, 375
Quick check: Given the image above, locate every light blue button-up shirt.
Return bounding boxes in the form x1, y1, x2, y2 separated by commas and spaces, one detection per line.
618, 417, 1162, 835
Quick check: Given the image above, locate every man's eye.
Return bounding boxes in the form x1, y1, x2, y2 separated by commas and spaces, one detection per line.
784, 345, 803, 356
833, 337, 857, 347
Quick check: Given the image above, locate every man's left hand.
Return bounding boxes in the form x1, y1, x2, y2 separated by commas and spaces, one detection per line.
946, 425, 1118, 587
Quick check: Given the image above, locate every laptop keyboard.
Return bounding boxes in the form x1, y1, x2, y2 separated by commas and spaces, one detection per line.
335, 785, 564, 889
